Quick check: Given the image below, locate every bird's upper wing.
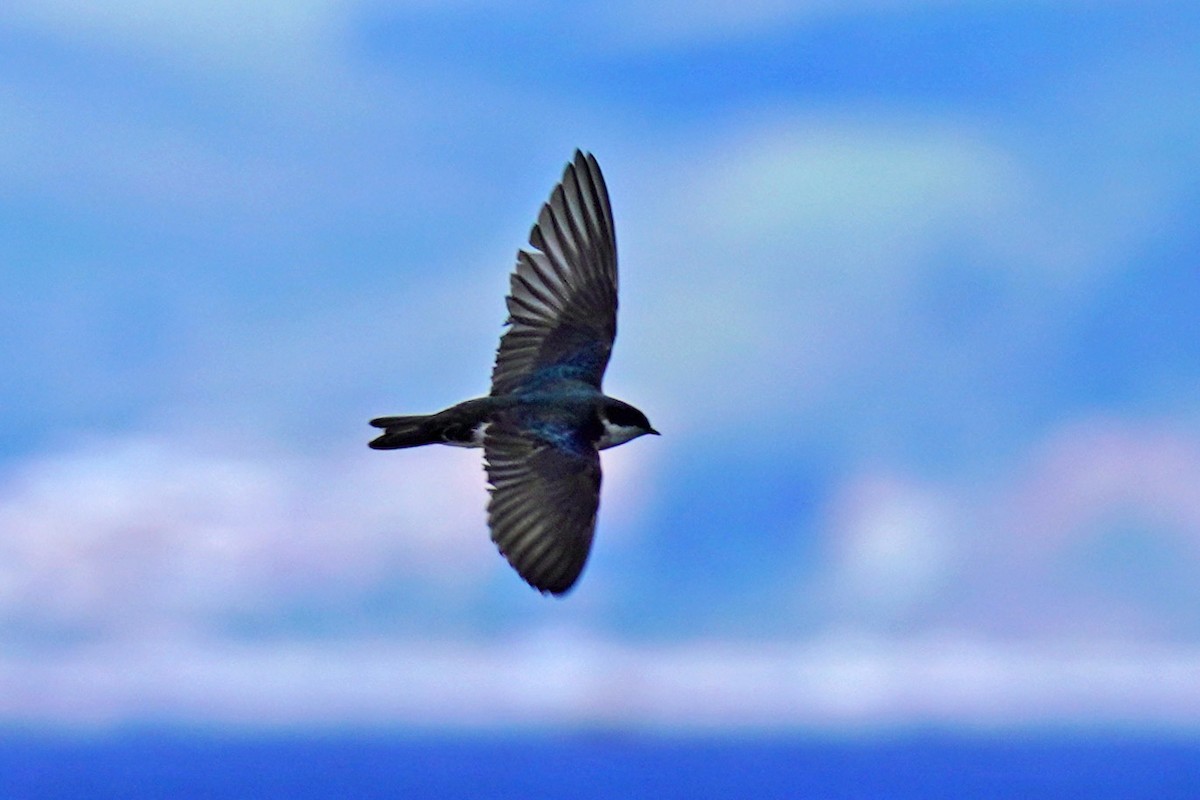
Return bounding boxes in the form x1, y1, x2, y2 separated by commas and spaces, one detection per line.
490, 151, 618, 396
484, 417, 601, 595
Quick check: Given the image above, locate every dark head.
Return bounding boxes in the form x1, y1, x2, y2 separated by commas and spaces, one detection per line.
597, 399, 659, 450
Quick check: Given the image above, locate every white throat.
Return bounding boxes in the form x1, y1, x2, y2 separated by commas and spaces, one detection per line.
596, 418, 644, 450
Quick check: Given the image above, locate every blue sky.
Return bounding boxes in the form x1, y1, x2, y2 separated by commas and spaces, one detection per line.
2, 0, 1200, 730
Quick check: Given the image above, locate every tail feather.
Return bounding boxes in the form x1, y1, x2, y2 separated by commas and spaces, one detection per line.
368, 414, 439, 450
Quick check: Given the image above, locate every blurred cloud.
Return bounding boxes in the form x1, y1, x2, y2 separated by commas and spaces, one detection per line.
2, 0, 1198, 732
4, 633, 1199, 730
613, 39, 1200, 463
2, 414, 1196, 677
825, 472, 959, 624
0, 437, 488, 640
0, 430, 662, 644
1007, 419, 1200, 557
621, 115, 1030, 429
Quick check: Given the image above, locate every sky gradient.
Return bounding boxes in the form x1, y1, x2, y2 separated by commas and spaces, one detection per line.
2, 0, 1199, 731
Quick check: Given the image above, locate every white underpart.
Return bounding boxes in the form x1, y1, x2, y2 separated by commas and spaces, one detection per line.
448, 419, 642, 450
444, 421, 489, 449
596, 419, 645, 450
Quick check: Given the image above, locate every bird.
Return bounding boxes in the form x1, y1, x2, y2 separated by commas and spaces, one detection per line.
368, 150, 658, 596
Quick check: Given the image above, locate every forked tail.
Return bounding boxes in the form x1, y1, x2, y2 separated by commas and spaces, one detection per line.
368, 414, 439, 450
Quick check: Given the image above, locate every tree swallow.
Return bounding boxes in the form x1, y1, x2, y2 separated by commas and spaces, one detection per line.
369, 151, 658, 596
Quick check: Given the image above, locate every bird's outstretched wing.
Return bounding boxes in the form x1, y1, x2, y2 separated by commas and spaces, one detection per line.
491, 150, 618, 395
484, 418, 601, 595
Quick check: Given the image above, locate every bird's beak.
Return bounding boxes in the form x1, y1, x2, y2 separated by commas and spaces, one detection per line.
648, 428, 661, 436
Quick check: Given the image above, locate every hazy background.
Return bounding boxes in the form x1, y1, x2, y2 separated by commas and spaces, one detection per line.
2, 0, 1199, 735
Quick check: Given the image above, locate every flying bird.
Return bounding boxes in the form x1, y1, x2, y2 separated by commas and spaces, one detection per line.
369, 151, 658, 595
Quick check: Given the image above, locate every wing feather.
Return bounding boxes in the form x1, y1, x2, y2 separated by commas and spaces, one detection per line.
491, 151, 618, 395
484, 419, 601, 595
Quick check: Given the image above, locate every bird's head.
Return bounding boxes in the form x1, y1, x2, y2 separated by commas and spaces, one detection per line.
598, 399, 659, 449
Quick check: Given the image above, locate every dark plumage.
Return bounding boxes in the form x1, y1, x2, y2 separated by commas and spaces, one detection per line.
369, 151, 657, 595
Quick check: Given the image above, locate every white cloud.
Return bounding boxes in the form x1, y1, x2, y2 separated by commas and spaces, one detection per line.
0, 437, 488, 637
0, 429, 662, 640
1004, 418, 1200, 554
3, 632, 1198, 730
1, 416, 1197, 728
825, 473, 960, 621
958, 418, 1200, 637
614, 67, 1196, 443
805, 416, 1200, 637
3, 0, 1197, 732
617, 116, 1038, 432
4, 415, 1198, 726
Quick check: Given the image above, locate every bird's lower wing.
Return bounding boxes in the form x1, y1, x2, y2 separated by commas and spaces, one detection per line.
484, 419, 601, 595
